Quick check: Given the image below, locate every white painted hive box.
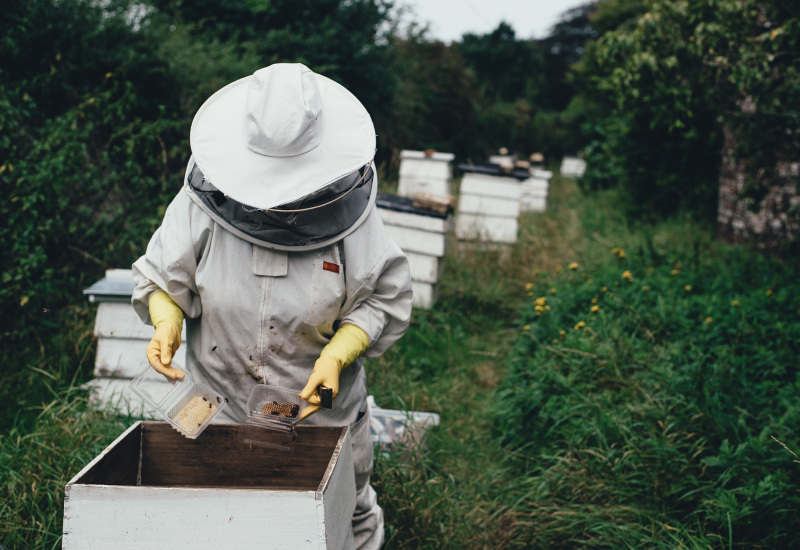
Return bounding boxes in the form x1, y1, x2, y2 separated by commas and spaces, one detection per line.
83, 269, 186, 416
455, 172, 522, 244
397, 150, 454, 198
377, 193, 452, 309
520, 174, 550, 213
560, 156, 587, 178
63, 421, 356, 549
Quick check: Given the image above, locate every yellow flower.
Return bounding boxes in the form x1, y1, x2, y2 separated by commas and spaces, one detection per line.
523, 325, 530, 331
591, 298, 598, 304
534, 297, 547, 306
559, 330, 566, 336
525, 282, 533, 291
545, 305, 551, 311
641, 285, 650, 291
568, 262, 579, 270
591, 305, 600, 313
674, 262, 683, 270
684, 285, 692, 292
552, 339, 559, 344
731, 300, 740, 307
601, 286, 608, 292
574, 321, 586, 330
622, 270, 633, 281
705, 317, 713, 324
527, 291, 534, 297
549, 288, 557, 295
586, 278, 593, 284
534, 305, 544, 312
670, 269, 679, 276
617, 250, 626, 258
766, 289, 773, 296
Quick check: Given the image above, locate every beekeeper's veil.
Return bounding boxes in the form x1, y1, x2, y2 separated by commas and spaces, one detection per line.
185, 63, 377, 251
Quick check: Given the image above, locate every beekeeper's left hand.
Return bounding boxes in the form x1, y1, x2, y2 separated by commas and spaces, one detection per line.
299, 324, 369, 420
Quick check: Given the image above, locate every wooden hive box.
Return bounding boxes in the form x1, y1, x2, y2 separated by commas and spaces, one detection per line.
376, 193, 452, 309
560, 155, 587, 178
63, 422, 356, 549
455, 170, 522, 245
397, 150, 454, 198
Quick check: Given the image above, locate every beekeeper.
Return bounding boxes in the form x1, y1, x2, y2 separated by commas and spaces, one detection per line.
131, 63, 412, 550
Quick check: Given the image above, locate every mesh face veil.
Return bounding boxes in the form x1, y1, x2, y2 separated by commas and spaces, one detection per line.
187, 161, 375, 249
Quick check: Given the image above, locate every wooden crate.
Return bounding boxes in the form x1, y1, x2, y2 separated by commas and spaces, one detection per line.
63, 422, 356, 549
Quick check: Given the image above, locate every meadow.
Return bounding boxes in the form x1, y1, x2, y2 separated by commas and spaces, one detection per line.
1, 172, 799, 549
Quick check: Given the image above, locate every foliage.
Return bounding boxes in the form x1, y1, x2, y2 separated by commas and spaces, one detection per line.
576, 0, 800, 221
495, 212, 800, 547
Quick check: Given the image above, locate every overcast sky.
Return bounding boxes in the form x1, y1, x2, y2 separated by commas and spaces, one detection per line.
399, 0, 591, 42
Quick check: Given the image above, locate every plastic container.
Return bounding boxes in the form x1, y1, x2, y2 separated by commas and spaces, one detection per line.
239, 384, 306, 450
130, 363, 227, 439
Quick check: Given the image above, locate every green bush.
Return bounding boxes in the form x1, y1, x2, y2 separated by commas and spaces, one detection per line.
495, 236, 800, 547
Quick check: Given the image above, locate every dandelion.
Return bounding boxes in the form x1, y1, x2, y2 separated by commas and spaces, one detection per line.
587, 278, 593, 284
559, 330, 566, 336
642, 285, 650, 291
670, 269, 679, 276
601, 286, 608, 292
731, 300, 740, 307
574, 321, 586, 330
622, 270, 633, 281
534, 305, 544, 312
705, 317, 713, 324
528, 291, 534, 297
611, 248, 626, 258
549, 288, 557, 295
552, 339, 559, 344
534, 297, 547, 306
617, 250, 626, 259
766, 289, 773, 296
684, 285, 692, 292
523, 325, 530, 331
591, 297, 598, 304
591, 305, 600, 313
545, 305, 551, 311
568, 262, 579, 270
525, 282, 533, 291
674, 262, 683, 270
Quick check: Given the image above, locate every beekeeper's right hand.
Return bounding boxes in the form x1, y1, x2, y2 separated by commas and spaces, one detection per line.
146, 291, 185, 382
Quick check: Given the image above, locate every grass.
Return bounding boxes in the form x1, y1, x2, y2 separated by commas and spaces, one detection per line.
2, 171, 799, 549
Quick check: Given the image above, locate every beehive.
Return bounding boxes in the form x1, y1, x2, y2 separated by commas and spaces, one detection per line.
63, 422, 356, 549
397, 149, 454, 198
455, 171, 522, 245
82, 269, 186, 416
520, 169, 552, 213
376, 193, 452, 309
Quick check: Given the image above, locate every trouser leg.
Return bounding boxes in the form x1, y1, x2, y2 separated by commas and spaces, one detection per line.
350, 407, 384, 550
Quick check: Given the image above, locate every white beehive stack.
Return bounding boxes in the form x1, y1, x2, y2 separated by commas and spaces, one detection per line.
397, 149, 454, 198
82, 268, 185, 416
520, 168, 553, 213
454, 166, 523, 245
376, 193, 452, 309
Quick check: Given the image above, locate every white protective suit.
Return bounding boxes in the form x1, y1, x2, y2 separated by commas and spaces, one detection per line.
131, 164, 413, 550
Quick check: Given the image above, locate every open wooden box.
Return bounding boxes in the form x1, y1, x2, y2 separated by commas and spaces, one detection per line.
63, 421, 356, 549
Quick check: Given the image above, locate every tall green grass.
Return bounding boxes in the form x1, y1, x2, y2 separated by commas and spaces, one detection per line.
2, 172, 798, 549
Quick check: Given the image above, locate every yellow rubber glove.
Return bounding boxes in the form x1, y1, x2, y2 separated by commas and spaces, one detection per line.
298, 324, 369, 420
146, 291, 185, 382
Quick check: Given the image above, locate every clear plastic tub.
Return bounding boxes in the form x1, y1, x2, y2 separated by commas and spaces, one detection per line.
238, 384, 306, 450
130, 363, 227, 439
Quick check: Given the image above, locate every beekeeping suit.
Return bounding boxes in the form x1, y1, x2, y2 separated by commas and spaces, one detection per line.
131, 63, 413, 550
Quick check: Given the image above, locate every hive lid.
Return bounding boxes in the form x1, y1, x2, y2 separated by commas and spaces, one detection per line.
130, 363, 228, 439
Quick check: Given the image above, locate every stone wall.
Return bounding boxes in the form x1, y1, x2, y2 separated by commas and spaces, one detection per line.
717, 127, 800, 255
